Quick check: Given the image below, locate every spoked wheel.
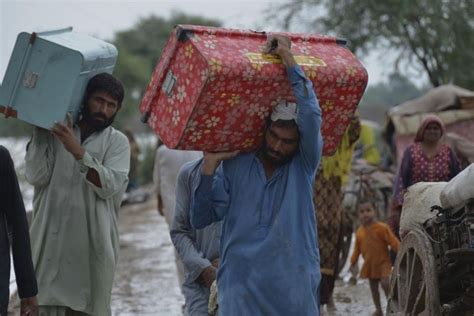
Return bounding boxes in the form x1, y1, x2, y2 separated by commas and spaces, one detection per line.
387, 229, 441, 316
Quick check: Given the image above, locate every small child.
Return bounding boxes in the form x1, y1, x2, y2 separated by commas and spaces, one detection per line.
349, 200, 400, 316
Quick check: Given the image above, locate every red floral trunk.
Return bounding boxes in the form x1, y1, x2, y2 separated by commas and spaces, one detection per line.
140, 25, 368, 155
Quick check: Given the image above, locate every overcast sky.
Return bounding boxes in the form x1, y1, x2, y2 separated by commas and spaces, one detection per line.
0, 0, 403, 86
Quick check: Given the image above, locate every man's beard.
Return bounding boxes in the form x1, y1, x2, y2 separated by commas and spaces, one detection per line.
81, 106, 116, 131
260, 140, 296, 166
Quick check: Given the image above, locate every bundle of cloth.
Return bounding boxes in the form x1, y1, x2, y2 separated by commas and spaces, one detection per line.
440, 163, 474, 209
399, 163, 474, 236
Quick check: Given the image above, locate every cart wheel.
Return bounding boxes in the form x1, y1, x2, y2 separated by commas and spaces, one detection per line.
387, 229, 440, 316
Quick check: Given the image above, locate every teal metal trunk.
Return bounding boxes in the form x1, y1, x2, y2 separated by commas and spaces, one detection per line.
0, 27, 117, 129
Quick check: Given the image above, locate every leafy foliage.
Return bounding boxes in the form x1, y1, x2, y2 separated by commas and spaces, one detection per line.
276, 0, 474, 89
358, 72, 426, 124
0, 117, 33, 137
137, 141, 157, 185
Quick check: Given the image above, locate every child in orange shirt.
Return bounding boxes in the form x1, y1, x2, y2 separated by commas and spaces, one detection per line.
350, 200, 400, 316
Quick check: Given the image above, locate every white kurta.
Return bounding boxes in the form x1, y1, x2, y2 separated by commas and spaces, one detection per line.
25, 127, 130, 315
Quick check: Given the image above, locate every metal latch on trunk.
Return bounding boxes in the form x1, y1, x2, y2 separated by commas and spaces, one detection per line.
162, 70, 177, 98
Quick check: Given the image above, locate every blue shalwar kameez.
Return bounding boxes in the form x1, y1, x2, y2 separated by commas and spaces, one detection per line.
191, 65, 323, 315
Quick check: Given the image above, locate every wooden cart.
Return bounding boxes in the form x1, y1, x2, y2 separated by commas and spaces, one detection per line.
387, 200, 474, 315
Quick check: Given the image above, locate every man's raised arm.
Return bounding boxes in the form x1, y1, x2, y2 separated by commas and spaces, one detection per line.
190, 151, 237, 229
266, 35, 323, 172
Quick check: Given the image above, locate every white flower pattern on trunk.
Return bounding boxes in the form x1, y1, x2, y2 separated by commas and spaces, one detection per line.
176, 86, 187, 102
172, 110, 180, 126
256, 106, 269, 120
205, 116, 221, 128
204, 40, 217, 49
190, 130, 202, 142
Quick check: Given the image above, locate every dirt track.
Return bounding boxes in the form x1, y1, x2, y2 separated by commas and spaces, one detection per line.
112, 198, 379, 316
9, 197, 378, 315
111, 198, 184, 315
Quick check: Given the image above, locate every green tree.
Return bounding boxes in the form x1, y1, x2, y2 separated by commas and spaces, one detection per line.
275, 0, 474, 89
0, 117, 32, 137
111, 12, 221, 130
357, 72, 426, 124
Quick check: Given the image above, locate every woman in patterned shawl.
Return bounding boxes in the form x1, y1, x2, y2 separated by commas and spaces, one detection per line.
389, 114, 461, 238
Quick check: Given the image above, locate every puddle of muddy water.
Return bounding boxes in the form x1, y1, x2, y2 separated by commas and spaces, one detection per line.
111, 200, 184, 315
322, 234, 387, 316
8, 194, 384, 315
112, 201, 383, 316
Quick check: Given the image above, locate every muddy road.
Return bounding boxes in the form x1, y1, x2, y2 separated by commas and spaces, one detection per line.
111, 199, 184, 315
112, 198, 380, 315
8, 197, 380, 315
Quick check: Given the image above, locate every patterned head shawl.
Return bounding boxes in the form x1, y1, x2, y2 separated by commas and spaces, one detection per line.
414, 114, 445, 142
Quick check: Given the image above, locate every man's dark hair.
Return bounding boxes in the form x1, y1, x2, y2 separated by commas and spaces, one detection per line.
358, 199, 376, 209
268, 119, 300, 140
83, 73, 124, 106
